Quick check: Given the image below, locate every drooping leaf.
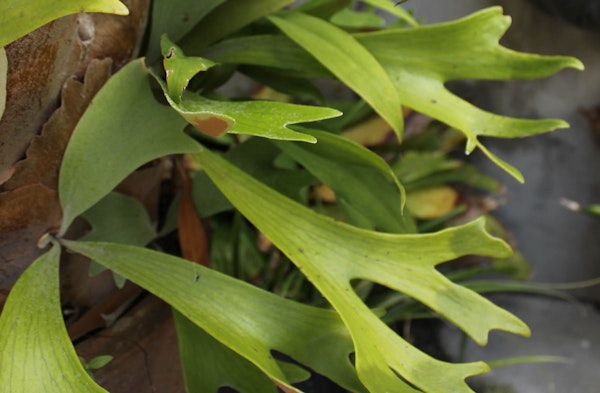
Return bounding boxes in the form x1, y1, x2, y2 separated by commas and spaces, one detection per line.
0, 244, 106, 392
355, 7, 584, 181
61, 240, 367, 393
145, 0, 225, 62
0, 47, 6, 120
58, 59, 198, 236
270, 11, 405, 139
179, 0, 295, 53
161, 35, 216, 103
152, 68, 341, 141
275, 129, 416, 233
194, 147, 530, 392
0, 0, 128, 47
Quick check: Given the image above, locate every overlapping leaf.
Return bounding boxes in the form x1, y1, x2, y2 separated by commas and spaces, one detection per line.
0, 245, 106, 392
355, 7, 583, 181
269, 11, 405, 138
193, 147, 530, 392
362, 0, 418, 27
59, 59, 197, 235
154, 41, 341, 141
0, 0, 128, 47
61, 240, 367, 393
275, 129, 416, 233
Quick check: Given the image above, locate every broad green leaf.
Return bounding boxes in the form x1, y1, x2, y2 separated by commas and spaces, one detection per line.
270, 11, 405, 139
179, 0, 295, 53
153, 72, 341, 141
0, 47, 6, 120
80, 192, 155, 245
58, 59, 198, 236
0, 245, 107, 392
355, 7, 584, 181
61, 240, 367, 393
81, 191, 156, 286
0, 0, 128, 47
173, 311, 279, 393
361, 0, 418, 27
275, 129, 416, 233
161, 35, 216, 103
146, 0, 225, 62
194, 147, 530, 392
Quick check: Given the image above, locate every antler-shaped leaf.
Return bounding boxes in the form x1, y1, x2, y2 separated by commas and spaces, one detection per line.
61, 239, 367, 393
194, 147, 530, 392
354, 7, 583, 181
154, 37, 341, 141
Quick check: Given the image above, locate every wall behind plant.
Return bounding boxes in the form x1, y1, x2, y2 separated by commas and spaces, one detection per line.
410, 0, 600, 300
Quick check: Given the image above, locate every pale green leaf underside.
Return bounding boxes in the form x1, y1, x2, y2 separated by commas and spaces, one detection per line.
194, 148, 530, 392
59, 59, 198, 236
0, 0, 128, 47
0, 245, 107, 392
154, 74, 341, 142
161, 35, 216, 103
61, 240, 367, 393
269, 11, 405, 139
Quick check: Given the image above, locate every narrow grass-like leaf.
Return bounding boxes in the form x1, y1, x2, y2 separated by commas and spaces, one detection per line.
275, 129, 415, 233
58, 59, 198, 235
179, 0, 294, 53
362, 0, 418, 26
194, 147, 530, 392
146, 0, 224, 62
356, 7, 583, 181
0, 0, 128, 47
61, 240, 367, 393
269, 11, 405, 138
202, 35, 330, 78
0, 245, 107, 392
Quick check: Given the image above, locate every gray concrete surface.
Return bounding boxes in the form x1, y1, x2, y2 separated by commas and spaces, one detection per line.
409, 0, 600, 300
403, 1, 600, 392
441, 295, 600, 393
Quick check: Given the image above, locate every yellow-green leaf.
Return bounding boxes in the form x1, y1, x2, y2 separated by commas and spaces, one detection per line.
0, 0, 128, 47
269, 11, 405, 139
0, 245, 107, 392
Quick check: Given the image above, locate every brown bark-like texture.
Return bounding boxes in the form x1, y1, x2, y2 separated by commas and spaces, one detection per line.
0, 2, 185, 391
